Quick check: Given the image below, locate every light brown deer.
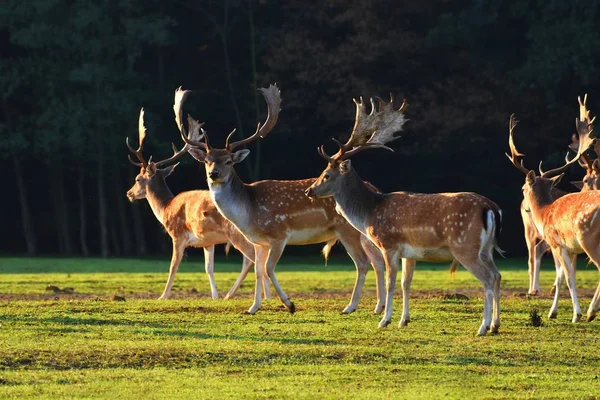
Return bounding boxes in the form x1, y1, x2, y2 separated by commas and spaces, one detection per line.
180, 84, 387, 315
305, 95, 503, 336
126, 89, 268, 300
506, 96, 600, 322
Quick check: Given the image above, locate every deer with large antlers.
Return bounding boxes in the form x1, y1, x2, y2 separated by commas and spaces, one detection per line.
506, 95, 600, 322
181, 84, 388, 315
306, 96, 503, 336
126, 88, 274, 300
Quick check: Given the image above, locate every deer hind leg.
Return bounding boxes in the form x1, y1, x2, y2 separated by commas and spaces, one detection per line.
247, 245, 268, 314
453, 250, 499, 336
552, 247, 582, 322
399, 258, 416, 327
379, 249, 400, 329
158, 240, 186, 300
533, 240, 550, 296
360, 235, 385, 314
579, 241, 600, 322
224, 256, 254, 300
548, 248, 565, 319
264, 240, 295, 313
336, 231, 371, 314
203, 246, 219, 299
524, 226, 538, 295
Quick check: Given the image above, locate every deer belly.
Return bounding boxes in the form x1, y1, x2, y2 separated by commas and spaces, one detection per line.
398, 244, 453, 262
187, 231, 227, 247
288, 228, 334, 245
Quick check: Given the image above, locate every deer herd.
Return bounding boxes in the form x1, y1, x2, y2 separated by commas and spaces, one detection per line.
126, 85, 597, 336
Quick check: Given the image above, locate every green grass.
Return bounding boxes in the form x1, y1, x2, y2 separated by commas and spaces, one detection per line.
1, 255, 600, 399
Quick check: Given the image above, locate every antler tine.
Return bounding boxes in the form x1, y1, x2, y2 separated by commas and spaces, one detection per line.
504, 114, 530, 175
126, 108, 148, 168
172, 86, 209, 150
541, 98, 596, 178
227, 84, 281, 151
317, 145, 335, 163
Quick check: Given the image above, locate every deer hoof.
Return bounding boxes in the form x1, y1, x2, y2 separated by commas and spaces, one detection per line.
157, 296, 168, 300
342, 305, 356, 314
587, 312, 596, 322
548, 312, 558, 319
373, 303, 385, 315
378, 319, 391, 328
399, 318, 410, 328
573, 314, 582, 323
288, 302, 296, 314
491, 324, 500, 334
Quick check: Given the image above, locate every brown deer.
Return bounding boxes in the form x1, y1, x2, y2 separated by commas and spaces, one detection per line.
305, 95, 503, 336
180, 84, 387, 315
506, 96, 600, 322
126, 89, 269, 300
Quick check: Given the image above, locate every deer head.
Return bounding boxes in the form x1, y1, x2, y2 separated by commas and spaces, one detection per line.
506, 96, 596, 211
181, 84, 281, 186
126, 88, 202, 202
306, 95, 408, 198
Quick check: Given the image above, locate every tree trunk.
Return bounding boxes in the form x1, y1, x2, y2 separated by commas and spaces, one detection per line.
109, 216, 122, 256
128, 168, 147, 255
12, 156, 37, 255
78, 166, 90, 257
115, 171, 133, 255
248, 0, 262, 180
97, 141, 109, 257
53, 162, 74, 254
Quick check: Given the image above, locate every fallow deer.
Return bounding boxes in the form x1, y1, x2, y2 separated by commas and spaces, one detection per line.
180, 84, 387, 315
126, 89, 269, 300
306, 95, 503, 336
506, 96, 600, 322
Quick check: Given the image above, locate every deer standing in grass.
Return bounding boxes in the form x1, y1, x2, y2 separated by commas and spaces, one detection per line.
506, 96, 600, 322
305, 96, 503, 336
181, 84, 387, 315
126, 88, 269, 300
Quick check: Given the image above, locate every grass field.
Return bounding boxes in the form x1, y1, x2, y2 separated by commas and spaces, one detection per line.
1, 254, 600, 399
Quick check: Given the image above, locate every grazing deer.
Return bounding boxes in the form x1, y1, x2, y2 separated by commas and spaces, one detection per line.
126, 89, 269, 300
180, 84, 387, 315
506, 96, 600, 322
305, 96, 503, 336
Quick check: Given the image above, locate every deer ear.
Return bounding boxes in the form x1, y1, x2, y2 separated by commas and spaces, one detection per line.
161, 163, 179, 178
570, 180, 584, 190
232, 149, 250, 164
145, 163, 157, 176
550, 173, 564, 185
188, 148, 207, 163
526, 170, 536, 184
339, 159, 352, 175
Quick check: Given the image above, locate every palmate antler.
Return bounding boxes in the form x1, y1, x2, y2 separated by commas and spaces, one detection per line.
539, 95, 596, 178
180, 84, 281, 151
319, 95, 408, 163
505, 114, 530, 175
127, 87, 203, 168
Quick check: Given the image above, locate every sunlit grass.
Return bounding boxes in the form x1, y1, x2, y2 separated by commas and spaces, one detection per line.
0, 256, 598, 399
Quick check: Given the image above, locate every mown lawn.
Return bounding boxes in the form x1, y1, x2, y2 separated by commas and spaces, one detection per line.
1, 255, 600, 399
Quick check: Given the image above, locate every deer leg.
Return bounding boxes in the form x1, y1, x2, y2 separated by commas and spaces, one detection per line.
399, 258, 416, 327
524, 229, 537, 295
262, 263, 272, 300
247, 245, 268, 314
264, 241, 294, 313
360, 235, 386, 314
550, 250, 562, 296
533, 240, 549, 296
579, 242, 600, 322
224, 256, 253, 300
558, 248, 582, 322
203, 246, 219, 299
454, 253, 497, 336
548, 247, 565, 319
158, 240, 185, 300
337, 232, 370, 314
379, 249, 399, 329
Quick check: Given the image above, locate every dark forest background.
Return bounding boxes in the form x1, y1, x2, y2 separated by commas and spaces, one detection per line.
1, 0, 599, 258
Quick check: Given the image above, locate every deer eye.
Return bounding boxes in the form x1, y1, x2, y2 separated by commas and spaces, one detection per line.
225, 160, 233, 165
323, 174, 330, 181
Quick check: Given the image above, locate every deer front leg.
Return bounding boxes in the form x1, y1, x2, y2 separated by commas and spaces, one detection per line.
532, 240, 549, 296
224, 256, 253, 300
548, 248, 565, 319
337, 232, 370, 314
264, 240, 294, 313
399, 258, 416, 327
360, 235, 386, 314
158, 240, 185, 300
247, 245, 268, 314
203, 246, 219, 299
379, 249, 399, 328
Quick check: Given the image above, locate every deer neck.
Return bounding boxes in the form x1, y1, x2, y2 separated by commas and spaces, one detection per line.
332, 169, 383, 234
526, 187, 555, 234
145, 176, 174, 225
208, 170, 253, 229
